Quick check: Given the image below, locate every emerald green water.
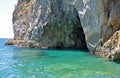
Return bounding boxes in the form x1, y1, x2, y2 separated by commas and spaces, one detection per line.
1, 39, 120, 78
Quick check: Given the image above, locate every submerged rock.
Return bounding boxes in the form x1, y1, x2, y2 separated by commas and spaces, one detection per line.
14, 51, 46, 58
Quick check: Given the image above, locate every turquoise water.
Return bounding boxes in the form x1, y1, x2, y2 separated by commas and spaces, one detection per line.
0, 39, 120, 78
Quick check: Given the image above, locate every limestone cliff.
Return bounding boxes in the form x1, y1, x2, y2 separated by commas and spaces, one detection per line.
5, 0, 120, 61
10, 0, 88, 49
10, 0, 103, 50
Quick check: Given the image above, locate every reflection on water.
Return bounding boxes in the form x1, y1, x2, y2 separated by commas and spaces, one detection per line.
0, 39, 120, 78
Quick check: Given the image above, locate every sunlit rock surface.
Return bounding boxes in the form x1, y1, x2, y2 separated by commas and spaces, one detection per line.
96, 31, 120, 61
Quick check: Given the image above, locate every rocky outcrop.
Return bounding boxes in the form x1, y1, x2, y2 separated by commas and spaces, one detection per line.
5, 0, 120, 61
95, 0, 120, 61
10, 0, 88, 49
5, 39, 24, 46
96, 31, 120, 61
5, 39, 41, 48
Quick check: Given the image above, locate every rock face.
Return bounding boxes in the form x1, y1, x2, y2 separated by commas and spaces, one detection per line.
72, 0, 103, 51
6, 0, 120, 61
94, 0, 120, 61
11, 0, 88, 49
96, 31, 120, 61
11, 0, 104, 50
100, 0, 120, 43
70, 0, 120, 61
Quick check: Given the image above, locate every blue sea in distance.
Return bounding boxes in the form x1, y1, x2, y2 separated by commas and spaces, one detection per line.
0, 38, 120, 78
